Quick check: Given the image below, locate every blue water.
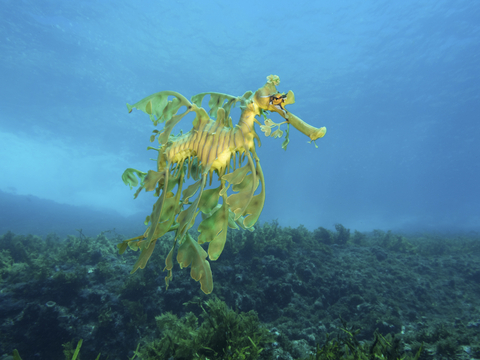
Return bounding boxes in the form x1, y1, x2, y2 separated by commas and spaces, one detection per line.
1, 0, 479, 235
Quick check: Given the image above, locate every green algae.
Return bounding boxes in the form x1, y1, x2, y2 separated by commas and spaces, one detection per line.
140, 298, 273, 360
300, 322, 423, 360
1, 225, 480, 359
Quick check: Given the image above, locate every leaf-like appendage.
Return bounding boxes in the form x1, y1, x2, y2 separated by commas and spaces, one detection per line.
191, 92, 238, 120
182, 178, 202, 204
222, 163, 250, 185
177, 233, 213, 294
282, 123, 290, 151
127, 91, 196, 147
176, 176, 206, 240
158, 110, 191, 145
122, 168, 146, 190
260, 125, 272, 137
264, 118, 275, 127
226, 151, 257, 220
164, 244, 175, 290
144, 171, 169, 248
143, 170, 165, 192
127, 91, 188, 123
243, 162, 266, 228
198, 186, 221, 214
198, 192, 229, 261
117, 242, 128, 254
271, 128, 283, 139
130, 239, 157, 274
232, 173, 258, 193
284, 90, 295, 105
207, 199, 229, 261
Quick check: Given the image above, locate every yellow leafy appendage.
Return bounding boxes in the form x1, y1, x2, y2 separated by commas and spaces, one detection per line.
118, 75, 327, 294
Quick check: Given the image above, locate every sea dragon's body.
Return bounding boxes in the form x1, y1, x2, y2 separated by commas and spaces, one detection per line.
161, 92, 259, 180
119, 75, 326, 294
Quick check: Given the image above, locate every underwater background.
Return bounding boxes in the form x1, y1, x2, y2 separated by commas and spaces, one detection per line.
1, 1, 480, 359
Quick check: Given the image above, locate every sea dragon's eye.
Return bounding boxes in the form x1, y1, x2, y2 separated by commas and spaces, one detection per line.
270, 93, 287, 106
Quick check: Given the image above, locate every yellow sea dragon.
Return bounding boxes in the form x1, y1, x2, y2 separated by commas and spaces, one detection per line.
118, 75, 326, 294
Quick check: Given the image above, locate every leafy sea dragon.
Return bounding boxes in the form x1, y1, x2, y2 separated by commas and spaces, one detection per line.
118, 75, 326, 294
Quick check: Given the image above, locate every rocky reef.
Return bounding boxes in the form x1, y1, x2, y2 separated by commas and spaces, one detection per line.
0, 223, 479, 359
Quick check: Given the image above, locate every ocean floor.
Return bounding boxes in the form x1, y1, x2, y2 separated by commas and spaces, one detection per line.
0, 223, 479, 359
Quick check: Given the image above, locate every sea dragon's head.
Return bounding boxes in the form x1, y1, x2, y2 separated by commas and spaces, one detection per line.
253, 75, 327, 145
